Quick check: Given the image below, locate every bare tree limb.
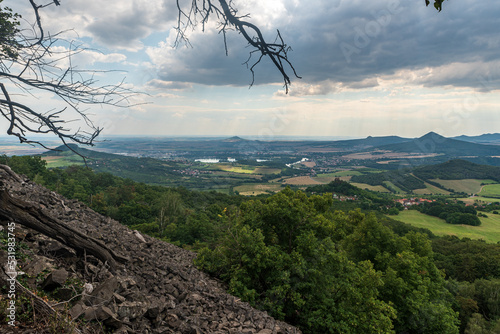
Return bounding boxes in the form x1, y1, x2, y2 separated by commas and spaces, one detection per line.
174, 0, 301, 93
0, 0, 139, 152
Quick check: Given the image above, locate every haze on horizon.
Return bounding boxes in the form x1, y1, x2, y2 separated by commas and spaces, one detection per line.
3, 0, 500, 142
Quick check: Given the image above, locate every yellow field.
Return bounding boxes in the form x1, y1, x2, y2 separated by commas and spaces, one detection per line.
214, 164, 280, 175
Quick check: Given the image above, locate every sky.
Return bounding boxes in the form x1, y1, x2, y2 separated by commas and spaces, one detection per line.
3, 0, 500, 141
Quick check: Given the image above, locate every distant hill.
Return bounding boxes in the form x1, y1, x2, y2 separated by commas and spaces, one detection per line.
220, 136, 248, 142
452, 133, 500, 144
329, 135, 411, 149
378, 132, 500, 157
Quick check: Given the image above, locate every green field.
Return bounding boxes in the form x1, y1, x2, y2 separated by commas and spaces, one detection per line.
42, 156, 85, 168
392, 210, 500, 243
413, 182, 451, 195
382, 181, 404, 193
351, 182, 391, 192
332, 170, 363, 177
431, 179, 496, 194
478, 183, 500, 198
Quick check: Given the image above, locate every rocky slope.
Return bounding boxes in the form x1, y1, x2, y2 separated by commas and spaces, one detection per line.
0, 165, 301, 334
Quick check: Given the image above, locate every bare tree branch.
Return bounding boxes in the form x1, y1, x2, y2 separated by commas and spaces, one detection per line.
0, 0, 139, 152
174, 0, 301, 93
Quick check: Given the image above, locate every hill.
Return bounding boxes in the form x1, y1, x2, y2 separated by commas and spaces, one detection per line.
329, 135, 411, 149
452, 133, 500, 144
0, 165, 300, 333
378, 132, 500, 157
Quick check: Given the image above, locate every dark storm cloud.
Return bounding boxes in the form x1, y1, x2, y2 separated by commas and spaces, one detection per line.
150, 0, 500, 93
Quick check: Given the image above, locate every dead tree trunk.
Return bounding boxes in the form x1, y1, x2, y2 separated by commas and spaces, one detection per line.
0, 187, 127, 273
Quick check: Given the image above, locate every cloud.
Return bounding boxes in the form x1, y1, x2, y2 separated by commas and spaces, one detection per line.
274, 81, 343, 97
26, 0, 179, 51
146, 79, 193, 91
10, 0, 500, 93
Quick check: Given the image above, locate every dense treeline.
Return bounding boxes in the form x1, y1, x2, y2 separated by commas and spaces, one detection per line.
2, 155, 500, 333
418, 200, 481, 226
413, 159, 500, 182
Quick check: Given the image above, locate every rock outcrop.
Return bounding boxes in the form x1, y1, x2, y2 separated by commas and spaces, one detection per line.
0, 165, 301, 334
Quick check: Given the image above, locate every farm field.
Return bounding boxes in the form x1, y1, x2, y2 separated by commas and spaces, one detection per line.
383, 181, 404, 193
478, 183, 500, 198
42, 155, 85, 168
312, 170, 374, 184
351, 182, 390, 192
209, 164, 281, 175
431, 179, 496, 194
458, 196, 500, 205
313, 172, 350, 183
234, 183, 284, 196
392, 210, 500, 243
413, 182, 451, 195
283, 176, 323, 185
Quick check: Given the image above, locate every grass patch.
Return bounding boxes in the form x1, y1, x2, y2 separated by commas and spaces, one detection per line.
332, 170, 363, 177
382, 181, 404, 193
283, 176, 323, 185
42, 156, 85, 168
457, 197, 500, 205
478, 183, 500, 198
413, 182, 451, 195
351, 182, 391, 192
431, 179, 496, 194
392, 210, 500, 243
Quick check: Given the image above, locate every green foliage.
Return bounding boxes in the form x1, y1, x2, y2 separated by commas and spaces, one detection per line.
344, 215, 458, 333
305, 178, 394, 211
4, 155, 494, 333
433, 236, 500, 282
196, 206, 396, 333
196, 189, 460, 333
414, 160, 500, 183
450, 279, 500, 333
0, 0, 21, 59
0, 155, 47, 180
419, 200, 481, 226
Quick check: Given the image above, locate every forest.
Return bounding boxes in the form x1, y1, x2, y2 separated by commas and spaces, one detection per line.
2, 155, 500, 333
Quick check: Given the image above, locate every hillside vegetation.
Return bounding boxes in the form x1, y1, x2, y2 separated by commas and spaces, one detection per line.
351, 159, 500, 194
3, 155, 500, 334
